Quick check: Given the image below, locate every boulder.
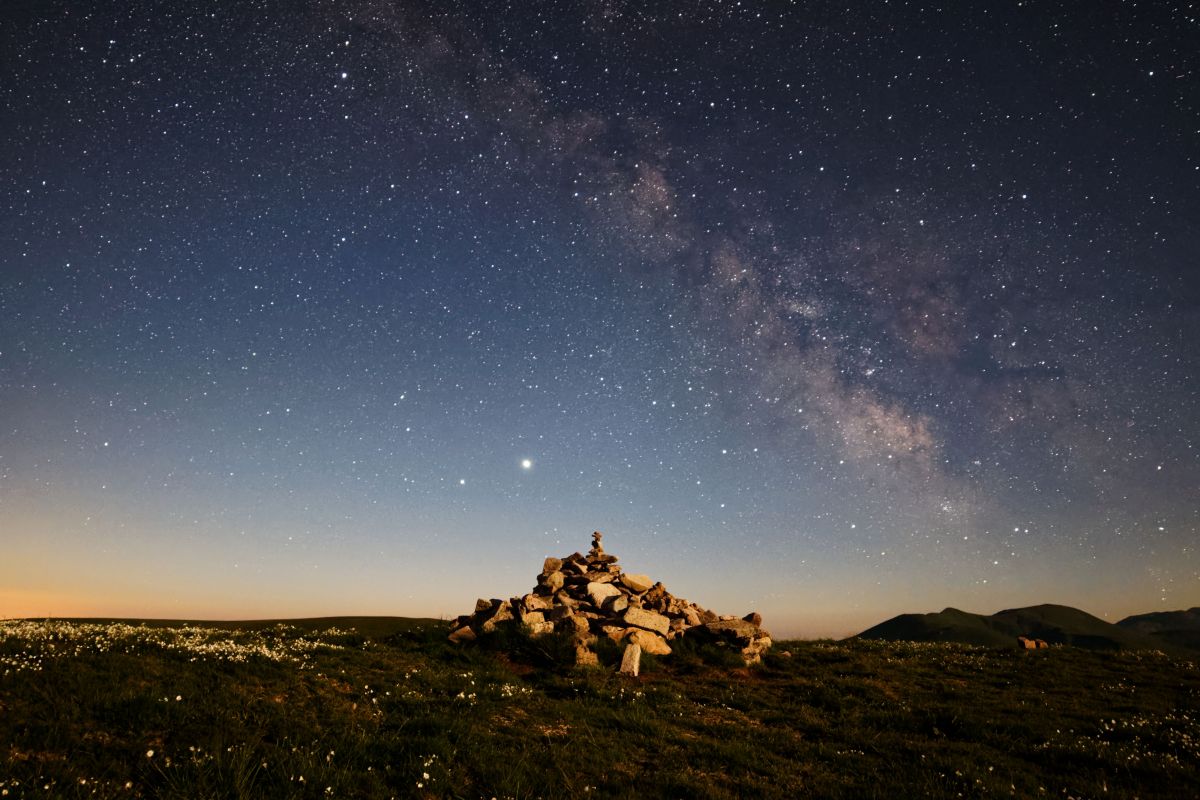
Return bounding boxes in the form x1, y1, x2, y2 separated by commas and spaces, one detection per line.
543, 557, 563, 574
742, 611, 763, 626
619, 643, 642, 677
623, 607, 670, 636
475, 598, 495, 614
628, 629, 672, 656
539, 571, 565, 592
620, 573, 654, 593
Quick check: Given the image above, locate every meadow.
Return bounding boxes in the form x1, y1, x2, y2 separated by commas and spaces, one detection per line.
1, 618, 1197, 798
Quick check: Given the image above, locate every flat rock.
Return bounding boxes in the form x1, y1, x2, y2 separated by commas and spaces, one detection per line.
587, 582, 622, 607
704, 619, 759, 640
620, 573, 654, 593
623, 606, 670, 636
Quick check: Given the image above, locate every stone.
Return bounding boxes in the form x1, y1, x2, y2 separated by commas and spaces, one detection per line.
527, 621, 555, 637
548, 605, 575, 622
619, 643, 642, 676
704, 619, 759, 641
620, 573, 654, 593
543, 557, 563, 574
475, 598, 495, 614
448, 625, 477, 644
623, 606, 670, 636
587, 582, 622, 607
539, 571, 565, 592
523, 594, 551, 612
585, 571, 614, 583
683, 607, 701, 627
741, 635, 773, 664
480, 602, 514, 633
519, 610, 546, 626
557, 614, 590, 637
628, 628, 672, 656
574, 644, 599, 667
605, 595, 629, 614
600, 625, 629, 642
742, 611, 763, 626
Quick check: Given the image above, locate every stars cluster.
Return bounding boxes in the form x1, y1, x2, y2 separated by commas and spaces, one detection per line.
0, 1, 1195, 634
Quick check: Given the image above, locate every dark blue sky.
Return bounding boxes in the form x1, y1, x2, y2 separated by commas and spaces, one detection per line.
2, 0, 1196, 634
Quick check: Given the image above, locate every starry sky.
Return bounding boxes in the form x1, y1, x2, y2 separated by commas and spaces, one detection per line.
2, 1, 1197, 637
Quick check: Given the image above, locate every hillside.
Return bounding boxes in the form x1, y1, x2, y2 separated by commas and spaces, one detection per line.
1, 618, 1197, 798
1118, 607, 1200, 651
854, 603, 1182, 651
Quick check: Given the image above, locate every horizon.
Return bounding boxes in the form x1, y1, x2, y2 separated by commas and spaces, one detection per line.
2, 2, 1197, 634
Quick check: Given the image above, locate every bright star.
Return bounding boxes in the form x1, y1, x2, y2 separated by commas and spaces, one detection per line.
521, 458, 533, 470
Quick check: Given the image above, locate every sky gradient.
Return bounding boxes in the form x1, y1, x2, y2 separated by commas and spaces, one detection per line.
2, 1, 1197, 637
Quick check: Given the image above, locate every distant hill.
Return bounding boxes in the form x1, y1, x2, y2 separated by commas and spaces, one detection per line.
1117, 607, 1200, 651
854, 604, 1191, 652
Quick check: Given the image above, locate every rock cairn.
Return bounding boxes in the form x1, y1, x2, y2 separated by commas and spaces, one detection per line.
447, 531, 773, 667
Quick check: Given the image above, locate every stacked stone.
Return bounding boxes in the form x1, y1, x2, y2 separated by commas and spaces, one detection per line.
447, 531, 773, 666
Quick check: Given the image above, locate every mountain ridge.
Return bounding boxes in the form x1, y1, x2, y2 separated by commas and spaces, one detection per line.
854, 603, 1198, 653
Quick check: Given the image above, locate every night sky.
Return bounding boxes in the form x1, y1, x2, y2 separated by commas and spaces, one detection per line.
2, 1, 1196, 636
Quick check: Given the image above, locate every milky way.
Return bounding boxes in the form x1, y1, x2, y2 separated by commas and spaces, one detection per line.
2, 1, 1196, 634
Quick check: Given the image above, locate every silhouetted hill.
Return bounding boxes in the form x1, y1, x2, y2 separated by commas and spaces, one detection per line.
1118, 607, 1200, 651
854, 604, 1184, 651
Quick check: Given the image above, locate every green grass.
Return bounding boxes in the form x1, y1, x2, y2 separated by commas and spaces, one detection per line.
2, 618, 1198, 798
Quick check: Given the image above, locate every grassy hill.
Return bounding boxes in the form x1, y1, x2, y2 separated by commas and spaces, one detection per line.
854, 603, 1184, 652
2, 617, 1198, 798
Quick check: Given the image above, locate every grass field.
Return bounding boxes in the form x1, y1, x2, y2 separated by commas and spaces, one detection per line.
2, 618, 1197, 798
